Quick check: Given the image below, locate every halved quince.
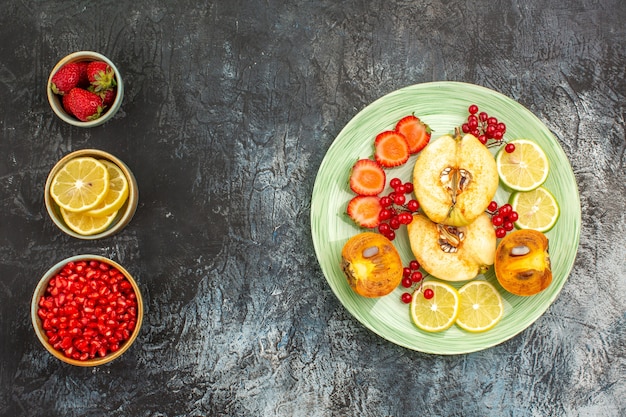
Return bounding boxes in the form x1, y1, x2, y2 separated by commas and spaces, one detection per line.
413, 130, 499, 226
407, 213, 496, 282
341, 232, 403, 298
494, 229, 552, 296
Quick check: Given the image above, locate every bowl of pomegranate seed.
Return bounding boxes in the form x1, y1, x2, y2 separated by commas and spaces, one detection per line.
44, 149, 139, 240
31, 255, 143, 366
47, 51, 124, 127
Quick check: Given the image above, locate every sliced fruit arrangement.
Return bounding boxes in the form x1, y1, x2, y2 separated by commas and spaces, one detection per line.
339, 104, 563, 336
49, 157, 129, 236
50, 60, 118, 122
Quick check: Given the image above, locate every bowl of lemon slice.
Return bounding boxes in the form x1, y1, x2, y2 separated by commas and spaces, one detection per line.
44, 149, 138, 239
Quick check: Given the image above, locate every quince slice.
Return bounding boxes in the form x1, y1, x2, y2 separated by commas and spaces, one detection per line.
413, 131, 499, 226
407, 213, 496, 282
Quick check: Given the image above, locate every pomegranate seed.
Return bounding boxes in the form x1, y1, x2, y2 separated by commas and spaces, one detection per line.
36, 260, 137, 361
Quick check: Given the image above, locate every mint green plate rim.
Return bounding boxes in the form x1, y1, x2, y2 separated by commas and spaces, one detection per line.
310, 81, 581, 355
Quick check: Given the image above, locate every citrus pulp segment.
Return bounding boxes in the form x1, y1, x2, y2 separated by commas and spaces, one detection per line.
456, 281, 504, 332
86, 160, 129, 217
410, 281, 459, 332
50, 157, 110, 212
496, 139, 549, 191
60, 208, 118, 235
509, 187, 560, 232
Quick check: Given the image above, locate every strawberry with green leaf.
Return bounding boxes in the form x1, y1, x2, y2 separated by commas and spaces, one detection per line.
62, 88, 103, 122
86, 61, 116, 93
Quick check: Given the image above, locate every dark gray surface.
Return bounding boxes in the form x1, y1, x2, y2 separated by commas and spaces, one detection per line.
1, 0, 625, 416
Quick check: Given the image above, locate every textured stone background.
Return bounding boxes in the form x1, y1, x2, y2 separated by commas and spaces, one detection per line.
1, 0, 625, 416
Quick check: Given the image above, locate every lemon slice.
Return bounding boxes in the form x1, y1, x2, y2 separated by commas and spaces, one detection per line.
456, 281, 504, 332
509, 187, 560, 232
50, 157, 110, 212
85, 160, 129, 217
496, 139, 549, 191
60, 207, 118, 235
410, 281, 459, 332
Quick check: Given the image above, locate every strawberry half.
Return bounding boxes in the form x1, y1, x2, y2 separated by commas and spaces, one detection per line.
395, 115, 432, 154
346, 195, 382, 228
349, 159, 386, 196
374, 131, 410, 167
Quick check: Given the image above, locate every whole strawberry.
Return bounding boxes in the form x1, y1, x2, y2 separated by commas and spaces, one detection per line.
50, 62, 89, 95
101, 87, 117, 108
87, 61, 116, 92
62, 88, 103, 121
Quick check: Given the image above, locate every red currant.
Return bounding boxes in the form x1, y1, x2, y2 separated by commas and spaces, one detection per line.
495, 228, 507, 238
403, 267, 411, 278
401, 277, 412, 288
407, 199, 419, 212
410, 271, 423, 283
423, 288, 434, 300
379, 196, 392, 207
378, 222, 391, 234
403, 182, 414, 194
487, 201, 498, 212
389, 217, 401, 230
401, 292, 412, 304
385, 230, 396, 241
390, 178, 402, 189
409, 260, 420, 270
492, 214, 504, 227
505, 143, 516, 153
508, 211, 519, 222
504, 221, 515, 231
468, 104, 479, 114
499, 204, 512, 216
394, 194, 406, 206
462, 123, 470, 133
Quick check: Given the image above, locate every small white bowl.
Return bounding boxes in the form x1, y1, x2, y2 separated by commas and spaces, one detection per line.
44, 149, 139, 239
47, 51, 124, 127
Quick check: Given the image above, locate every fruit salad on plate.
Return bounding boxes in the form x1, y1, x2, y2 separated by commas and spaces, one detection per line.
341, 104, 559, 334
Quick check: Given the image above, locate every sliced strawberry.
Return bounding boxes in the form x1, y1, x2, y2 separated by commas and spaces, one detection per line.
346, 195, 382, 228
395, 115, 432, 154
349, 159, 386, 196
374, 131, 410, 167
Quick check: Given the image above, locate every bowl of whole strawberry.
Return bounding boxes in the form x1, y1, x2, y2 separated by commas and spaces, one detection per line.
47, 51, 123, 127
31, 255, 143, 366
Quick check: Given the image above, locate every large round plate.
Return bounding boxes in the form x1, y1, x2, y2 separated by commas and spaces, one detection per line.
311, 82, 581, 355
